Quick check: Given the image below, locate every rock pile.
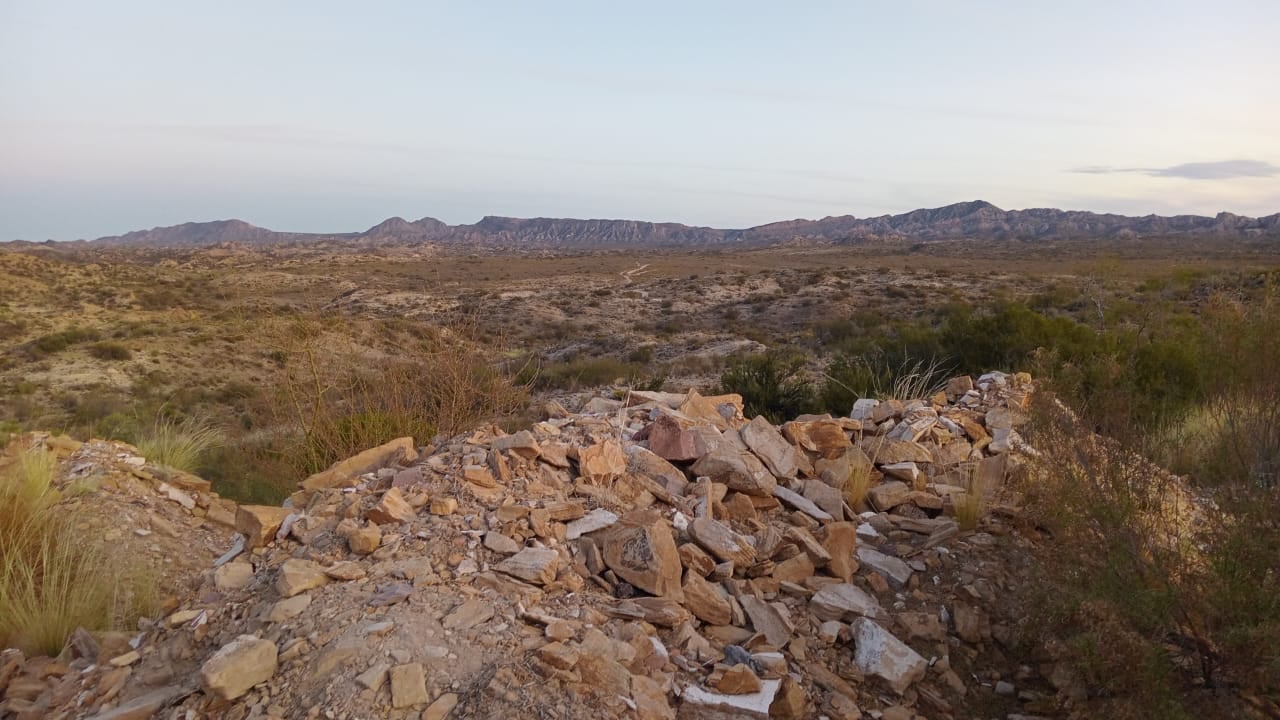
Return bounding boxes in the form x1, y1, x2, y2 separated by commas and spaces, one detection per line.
4, 372, 1067, 720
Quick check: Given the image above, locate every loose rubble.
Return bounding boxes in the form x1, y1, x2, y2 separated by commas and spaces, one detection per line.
1, 371, 1071, 720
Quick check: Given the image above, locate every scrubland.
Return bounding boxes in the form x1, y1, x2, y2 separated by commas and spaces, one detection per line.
2, 237, 1278, 715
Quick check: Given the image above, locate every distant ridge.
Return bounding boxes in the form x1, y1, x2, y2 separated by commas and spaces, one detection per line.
83, 201, 1280, 248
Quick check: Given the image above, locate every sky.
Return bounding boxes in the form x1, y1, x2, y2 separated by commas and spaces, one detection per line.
1, 1, 1278, 240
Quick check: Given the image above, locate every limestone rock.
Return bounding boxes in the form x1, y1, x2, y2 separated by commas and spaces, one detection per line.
267, 593, 311, 622
689, 517, 756, 566
235, 505, 292, 548
483, 531, 521, 555
347, 523, 382, 555
866, 480, 912, 511
200, 635, 278, 701
390, 663, 429, 708
566, 508, 619, 540
810, 583, 884, 622
492, 429, 541, 458
782, 420, 851, 458
423, 693, 459, 720
580, 439, 627, 481
677, 679, 780, 719
366, 486, 415, 524
715, 664, 762, 695
602, 510, 683, 600
682, 573, 732, 625
849, 618, 927, 694
740, 416, 798, 479
690, 445, 777, 497
856, 546, 913, 589
495, 546, 560, 585
301, 436, 416, 491
214, 561, 255, 592
739, 596, 793, 648
276, 559, 329, 598
822, 522, 859, 582
648, 414, 709, 462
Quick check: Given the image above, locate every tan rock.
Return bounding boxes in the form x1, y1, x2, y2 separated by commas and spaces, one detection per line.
429, 497, 458, 515
536, 641, 581, 670
423, 692, 459, 720
863, 437, 933, 465
494, 547, 560, 585
235, 505, 292, 548
866, 480, 912, 511
366, 487, 415, 524
214, 561, 255, 592
716, 663, 762, 695
484, 531, 522, 555
689, 517, 756, 566
300, 436, 416, 491
783, 420, 852, 458
678, 390, 743, 431
463, 464, 497, 488
200, 635, 278, 701
738, 596, 793, 648
822, 522, 859, 582
276, 558, 329, 597
771, 553, 814, 584
631, 673, 676, 720
390, 663, 429, 708
691, 445, 776, 497
267, 593, 311, 622
682, 573, 732, 625
492, 429, 541, 458
579, 439, 627, 481
679, 543, 717, 577
739, 416, 798, 479
602, 510, 684, 601
769, 677, 808, 720
347, 523, 382, 555
324, 561, 367, 581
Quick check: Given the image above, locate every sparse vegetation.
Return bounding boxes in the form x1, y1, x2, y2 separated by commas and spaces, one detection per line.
135, 414, 224, 473
0, 446, 156, 655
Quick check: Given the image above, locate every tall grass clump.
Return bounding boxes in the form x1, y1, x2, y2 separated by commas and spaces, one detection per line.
135, 414, 224, 473
950, 461, 985, 531
0, 446, 156, 655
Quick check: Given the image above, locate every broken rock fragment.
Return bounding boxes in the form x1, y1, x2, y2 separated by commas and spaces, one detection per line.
200, 635, 278, 701
602, 510, 684, 600
849, 618, 927, 694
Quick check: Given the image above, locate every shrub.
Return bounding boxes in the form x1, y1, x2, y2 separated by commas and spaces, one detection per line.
719, 352, 817, 424
88, 341, 132, 361
32, 326, 101, 354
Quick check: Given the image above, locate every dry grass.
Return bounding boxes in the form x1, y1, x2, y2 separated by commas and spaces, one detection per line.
951, 461, 987, 531
0, 445, 157, 655
135, 414, 224, 473
843, 448, 875, 510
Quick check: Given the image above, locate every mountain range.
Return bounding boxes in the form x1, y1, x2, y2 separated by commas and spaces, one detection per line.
75, 200, 1280, 249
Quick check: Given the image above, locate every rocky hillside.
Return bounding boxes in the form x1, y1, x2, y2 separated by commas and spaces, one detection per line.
78, 201, 1280, 248
0, 372, 1076, 720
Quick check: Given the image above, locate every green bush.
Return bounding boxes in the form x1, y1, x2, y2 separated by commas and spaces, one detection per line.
88, 341, 132, 361
719, 351, 817, 423
32, 327, 101, 354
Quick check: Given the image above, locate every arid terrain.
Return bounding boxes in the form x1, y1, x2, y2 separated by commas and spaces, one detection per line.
2, 230, 1279, 720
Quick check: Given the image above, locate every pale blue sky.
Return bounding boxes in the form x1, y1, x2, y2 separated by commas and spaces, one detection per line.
2, 1, 1277, 240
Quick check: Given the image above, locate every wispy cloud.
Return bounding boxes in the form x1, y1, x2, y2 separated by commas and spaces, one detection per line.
1071, 159, 1280, 180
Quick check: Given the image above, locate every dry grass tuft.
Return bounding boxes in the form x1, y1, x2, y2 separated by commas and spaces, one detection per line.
0, 445, 157, 655
135, 414, 223, 473
951, 461, 988, 531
